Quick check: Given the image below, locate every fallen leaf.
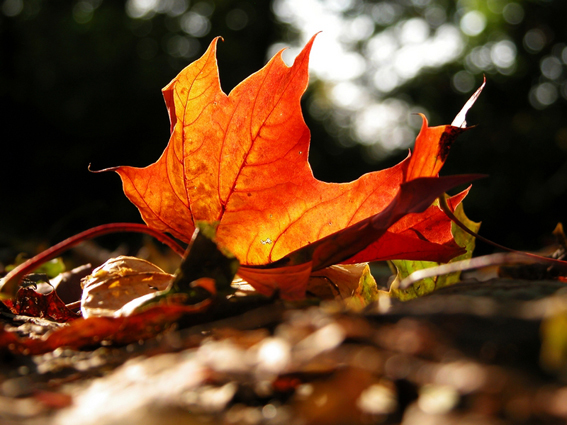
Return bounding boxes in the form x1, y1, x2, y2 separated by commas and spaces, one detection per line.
0, 227, 238, 353
307, 263, 378, 308
169, 222, 239, 295
80, 256, 174, 318
107, 35, 482, 299
236, 174, 478, 299
0, 300, 211, 355
116, 224, 239, 316
3, 287, 80, 323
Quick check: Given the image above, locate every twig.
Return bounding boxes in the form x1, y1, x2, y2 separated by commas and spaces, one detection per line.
0, 223, 185, 298
399, 252, 547, 289
400, 198, 567, 290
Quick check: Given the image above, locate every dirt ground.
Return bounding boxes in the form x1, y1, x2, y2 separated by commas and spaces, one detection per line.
2, 276, 567, 425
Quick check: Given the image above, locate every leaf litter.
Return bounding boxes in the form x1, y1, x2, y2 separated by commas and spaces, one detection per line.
1, 36, 567, 424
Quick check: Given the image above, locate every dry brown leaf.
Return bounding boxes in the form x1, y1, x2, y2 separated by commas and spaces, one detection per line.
80, 256, 173, 318
307, 264, 378, 307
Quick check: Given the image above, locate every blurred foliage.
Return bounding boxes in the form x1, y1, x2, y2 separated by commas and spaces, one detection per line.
1, 0, 566, 260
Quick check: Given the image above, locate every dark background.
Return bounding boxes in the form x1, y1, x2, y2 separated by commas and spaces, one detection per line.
1, 0, 566, 260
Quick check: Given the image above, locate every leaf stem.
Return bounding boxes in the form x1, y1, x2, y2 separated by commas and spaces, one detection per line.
437, 196, 567, 271
400, 199, 567, 290
0, 223, 185, 298
398, 252, 551, 289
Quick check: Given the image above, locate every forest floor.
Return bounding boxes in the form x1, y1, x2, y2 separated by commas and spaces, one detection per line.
2, 268, 567, 425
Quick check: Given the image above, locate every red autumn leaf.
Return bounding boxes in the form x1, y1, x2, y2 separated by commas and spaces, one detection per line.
3, 287, 80, 323
236, 174, 476, 299
343, 188, 471, 264
0, 300, 211, 355
108, 35, 481, 299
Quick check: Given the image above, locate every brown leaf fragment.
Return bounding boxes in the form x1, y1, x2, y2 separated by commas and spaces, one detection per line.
80, 256, 174, 318
3, 287, 80, 323
307, 263, 378, 308
0, 299, 211, 355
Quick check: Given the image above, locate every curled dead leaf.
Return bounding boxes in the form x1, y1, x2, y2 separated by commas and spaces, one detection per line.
80, 256, 173, 318
307, 263, 378, 308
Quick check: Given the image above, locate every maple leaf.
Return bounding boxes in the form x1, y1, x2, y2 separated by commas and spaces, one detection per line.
108, 35, 480, 299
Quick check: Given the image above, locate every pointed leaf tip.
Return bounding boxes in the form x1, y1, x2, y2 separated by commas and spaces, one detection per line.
451, 76, 486, 128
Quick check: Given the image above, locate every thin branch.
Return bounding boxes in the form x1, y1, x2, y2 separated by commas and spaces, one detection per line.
399, 197, 567, 290
399, 252, 545, 289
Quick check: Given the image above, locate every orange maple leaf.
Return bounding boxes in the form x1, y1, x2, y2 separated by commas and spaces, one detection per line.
108, 35, 480, 299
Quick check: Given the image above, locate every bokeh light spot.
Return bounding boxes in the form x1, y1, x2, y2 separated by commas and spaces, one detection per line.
180, 11, 211, 37
371, 2, 400, 26
467, 45, 493, 71
343, 14, 374, 43
126, 0, 157, 19
326, 0, 355, 13
373, 67, 399, 93
167, 0, 189, 17
452, 70, 475, 93
357, 384, 397, 414
424, 5, 446, 27
561, 47, 567, 64
331, 81, 367, 111
503, 2, 524, 25
166, 35, 200, 58
2, 0, 23, 17
460, 11, 486, 37
541, 56, 563, 80
530, 82, 558, 109
192, 2, 214, 18
524, 29, 546, 53
366, 32, 397, 66
226, 9, 248, 31
491, 40, 516, 69
73, 1, 95, 24
400, 18, 429, 45
418, 384, 459, 414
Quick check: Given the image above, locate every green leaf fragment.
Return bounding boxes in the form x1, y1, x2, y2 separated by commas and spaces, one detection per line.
6, 256, 66, 278
389, 195, 480, 301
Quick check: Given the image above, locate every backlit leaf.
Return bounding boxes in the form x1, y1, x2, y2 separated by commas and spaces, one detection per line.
108, 35, 482, 299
